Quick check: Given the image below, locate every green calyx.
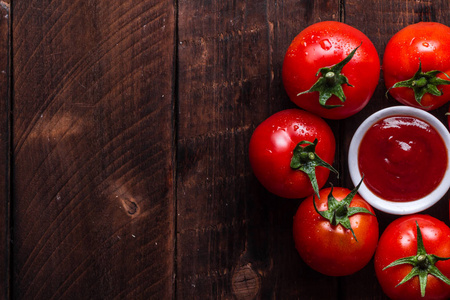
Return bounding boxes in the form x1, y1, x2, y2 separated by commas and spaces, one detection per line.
297, 44, 360, 108
386, 61, 450, 106
312, 177, 372, 241
290, 139, 338, 199
383, 221, 450, 297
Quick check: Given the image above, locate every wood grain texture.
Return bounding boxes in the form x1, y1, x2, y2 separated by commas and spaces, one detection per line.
0, 1, 9, 299
340, 2, 450, 298
176, 0, 341, 298
177, 0, 450, 299
176, 1, 267, 296
5, 0, 450, 299
12, 1, 175, 299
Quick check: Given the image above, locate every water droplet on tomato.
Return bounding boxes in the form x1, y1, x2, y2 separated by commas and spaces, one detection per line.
293, 125, 299, 131
422, 42, 429, 47
319, 39, 332, 51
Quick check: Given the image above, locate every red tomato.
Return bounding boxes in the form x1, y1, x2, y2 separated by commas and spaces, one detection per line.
282, 21, 380, 119
249, 109, 336, 199
374, 215, 450, 300
383, 22, 450, 110
293, 185, 379, 276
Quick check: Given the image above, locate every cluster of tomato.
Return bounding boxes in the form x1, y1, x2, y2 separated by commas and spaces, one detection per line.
249, 21, 450, 300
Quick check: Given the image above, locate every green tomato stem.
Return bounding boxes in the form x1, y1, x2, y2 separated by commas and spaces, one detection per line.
325, 71, 336, 86
290, 139, 338, 199
383, 222, 450, 297
417, 254, 428, 269
312, 177, 373, 241
386, 61, 450, 106
297, 44, 360, 108
413, 77, 428, 88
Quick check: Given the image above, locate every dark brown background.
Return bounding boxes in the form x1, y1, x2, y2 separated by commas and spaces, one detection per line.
0, 0, 449, 299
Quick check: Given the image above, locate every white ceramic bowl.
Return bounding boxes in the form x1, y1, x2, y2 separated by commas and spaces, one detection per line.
348, 106, 450, 215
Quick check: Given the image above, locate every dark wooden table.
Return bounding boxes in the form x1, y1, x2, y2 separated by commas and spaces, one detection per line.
1, 0, 450, 299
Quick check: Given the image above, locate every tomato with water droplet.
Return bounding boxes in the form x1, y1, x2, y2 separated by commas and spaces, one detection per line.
375, 215, 450, 300
282, 21, 380, 119
249, 109, 336, 199
383, 22, 450, 110
293, 184, 379, 276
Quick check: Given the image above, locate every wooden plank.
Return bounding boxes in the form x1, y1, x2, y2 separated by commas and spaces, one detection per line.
176, 0, 340, 298
11, 1, 175, 299
0, 1, 9, 299
340, 1, 450, 299
9, 0, 450, 299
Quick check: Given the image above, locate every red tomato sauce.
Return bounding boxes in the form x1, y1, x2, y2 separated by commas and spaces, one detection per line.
358, 115, 448, 202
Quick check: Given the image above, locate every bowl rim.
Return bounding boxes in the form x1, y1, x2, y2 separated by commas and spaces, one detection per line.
348, 105, 450, 215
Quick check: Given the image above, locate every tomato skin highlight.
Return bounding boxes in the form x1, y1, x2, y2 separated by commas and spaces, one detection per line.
293, 187, 379, 276
374, 215, 450, 300
249, 109, 335, 199
383, 22, 450, 110
282, 21, 380, 119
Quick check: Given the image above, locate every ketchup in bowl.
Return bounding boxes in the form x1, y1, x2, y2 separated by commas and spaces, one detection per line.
348, 106, 450, 215
358, 115, 447, 202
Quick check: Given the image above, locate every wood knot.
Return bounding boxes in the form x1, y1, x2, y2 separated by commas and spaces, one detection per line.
121, 198, 139, 216
231, 264, 261, 300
